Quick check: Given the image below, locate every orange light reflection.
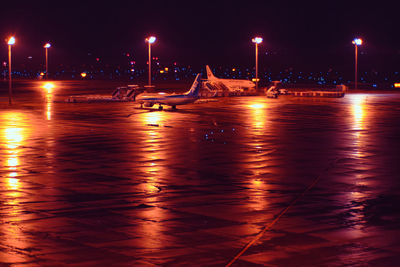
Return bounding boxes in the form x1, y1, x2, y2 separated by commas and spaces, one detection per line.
243, 100, 271, 212
342, 94, 370, 238
350, 94, 366, 131
1, 113, 26, 178
41, 82, 57, 120
0, 111, 31, 261
136, 111, 170, 191
349, 94, 368, 159
132, 110, 174, 249
248, 102, 267, 133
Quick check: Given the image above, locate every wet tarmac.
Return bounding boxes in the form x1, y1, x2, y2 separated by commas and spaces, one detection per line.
1, 81, 400, 266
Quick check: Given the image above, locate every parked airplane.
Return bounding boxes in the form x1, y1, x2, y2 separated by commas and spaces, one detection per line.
136, 73, 202, 110
205, 65, 255, 92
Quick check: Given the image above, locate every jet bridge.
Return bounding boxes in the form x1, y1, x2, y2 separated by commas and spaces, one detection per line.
112, 85, 144, 101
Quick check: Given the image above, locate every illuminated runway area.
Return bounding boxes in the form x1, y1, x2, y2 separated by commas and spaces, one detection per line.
1, 83, 400, 266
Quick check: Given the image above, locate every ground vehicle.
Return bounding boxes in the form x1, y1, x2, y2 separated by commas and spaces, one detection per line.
279, 88, 289, 95
266, 87, 279, 98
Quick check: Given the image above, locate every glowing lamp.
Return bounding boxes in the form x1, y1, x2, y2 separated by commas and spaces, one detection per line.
44, 43, 51, 48
394, 83, 400, 88
7, 36, 15, 45
252, 37, 263, 44
81, 72, 87, 78
146, 36, 156, 44
352, 38, 362, 46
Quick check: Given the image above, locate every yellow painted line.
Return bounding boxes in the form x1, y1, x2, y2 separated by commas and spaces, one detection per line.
226, 158, 339, 267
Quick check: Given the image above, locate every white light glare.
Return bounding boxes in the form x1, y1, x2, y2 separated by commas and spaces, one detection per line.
7, 36, 15, 45
252, 37, 263, 44
146, 36, 156, 44
352, 38, 362, 46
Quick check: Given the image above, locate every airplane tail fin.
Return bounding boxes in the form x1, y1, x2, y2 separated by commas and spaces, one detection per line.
206, 65, 216, 80
186, 73, 202, 97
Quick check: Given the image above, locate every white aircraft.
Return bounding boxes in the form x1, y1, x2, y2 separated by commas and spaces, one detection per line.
136, 73, 202, 110
205, 65, 255, 92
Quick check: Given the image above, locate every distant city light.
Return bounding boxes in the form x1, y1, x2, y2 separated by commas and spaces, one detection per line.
81, 72, 87, 78
7, 36, 15, 45
44, 43, 51, 48
252, 37, 263, 44
394, 83, 400, 88
352, 38, 362, 46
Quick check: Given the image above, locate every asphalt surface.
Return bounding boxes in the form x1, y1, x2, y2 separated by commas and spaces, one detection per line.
1, 81, 400, 266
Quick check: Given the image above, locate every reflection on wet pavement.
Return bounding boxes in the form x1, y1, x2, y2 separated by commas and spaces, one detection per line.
1, 84, 400, 265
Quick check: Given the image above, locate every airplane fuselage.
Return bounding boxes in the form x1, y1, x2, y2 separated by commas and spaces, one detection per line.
205, 65, 255, 91
136, 93, 198, 107
209, 78, 255, 89
136, 73, 202, 109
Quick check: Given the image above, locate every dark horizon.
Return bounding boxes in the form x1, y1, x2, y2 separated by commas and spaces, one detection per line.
1, 1, 399, 73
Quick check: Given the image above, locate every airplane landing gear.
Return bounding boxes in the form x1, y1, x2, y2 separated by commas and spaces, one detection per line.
172, 105, 177, 110
158, 105, 163, 110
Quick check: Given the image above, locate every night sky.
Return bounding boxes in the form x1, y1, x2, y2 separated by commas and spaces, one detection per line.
1, 1, 399, 72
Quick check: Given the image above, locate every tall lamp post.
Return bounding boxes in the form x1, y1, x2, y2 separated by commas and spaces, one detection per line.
44, 43, 51, 79
252, 37, 263, 91
7, 36, 15, 105
145, 36, 156, 87
352, 38, 362, 90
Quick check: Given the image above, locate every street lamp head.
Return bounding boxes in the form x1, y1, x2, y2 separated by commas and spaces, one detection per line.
7, 36, 15, 45
352, 38, 362, 46
44, 43, 51, 48
146, 36, 156, 44
252, 37, 263, 44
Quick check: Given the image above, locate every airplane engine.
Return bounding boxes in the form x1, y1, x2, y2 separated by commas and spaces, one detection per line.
144, 102, 154, 107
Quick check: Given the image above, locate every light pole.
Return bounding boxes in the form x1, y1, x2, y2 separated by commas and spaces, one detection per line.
252, 37, 263, 91
7, 36, 15, 105
145, 36, 156, 87
352, 38, 362, 90
44, 43, 51, 79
